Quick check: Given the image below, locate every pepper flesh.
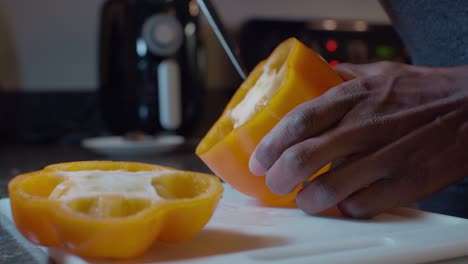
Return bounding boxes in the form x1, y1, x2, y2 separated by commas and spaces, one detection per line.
196, 38, 343, 205
8, 161, 223, 259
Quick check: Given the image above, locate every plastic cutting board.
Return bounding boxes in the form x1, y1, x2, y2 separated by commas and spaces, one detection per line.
1, 185, 468, 264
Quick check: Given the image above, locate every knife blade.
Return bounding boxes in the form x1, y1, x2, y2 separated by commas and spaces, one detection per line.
196, 0, 247, 80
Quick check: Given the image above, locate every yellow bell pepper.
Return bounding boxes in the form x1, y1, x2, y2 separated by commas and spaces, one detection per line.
8, 161, 223, 259
196, 38, 343, 205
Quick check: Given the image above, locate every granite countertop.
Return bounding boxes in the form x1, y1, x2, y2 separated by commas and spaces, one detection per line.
0, 139, 212, 263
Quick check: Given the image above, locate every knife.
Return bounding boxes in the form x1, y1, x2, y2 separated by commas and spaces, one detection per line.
196, 0, 247, 80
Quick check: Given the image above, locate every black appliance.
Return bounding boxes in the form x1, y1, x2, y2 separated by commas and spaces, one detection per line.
239, 19, 410, 72
99, 0, 204, 136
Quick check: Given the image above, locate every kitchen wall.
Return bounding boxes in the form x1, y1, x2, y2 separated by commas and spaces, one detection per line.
0, 0, 389, 92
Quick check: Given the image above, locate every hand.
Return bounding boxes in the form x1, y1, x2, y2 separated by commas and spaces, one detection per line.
249, 61, 468, 218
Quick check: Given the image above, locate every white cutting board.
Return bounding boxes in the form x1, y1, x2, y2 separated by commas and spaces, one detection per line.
2, 185, 468, 264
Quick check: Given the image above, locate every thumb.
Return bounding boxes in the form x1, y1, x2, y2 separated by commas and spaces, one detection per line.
335, 61, 404, 80
333, 63, 364, 81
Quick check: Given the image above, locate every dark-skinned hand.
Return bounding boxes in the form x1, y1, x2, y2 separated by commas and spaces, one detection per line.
249, 61, 468, 218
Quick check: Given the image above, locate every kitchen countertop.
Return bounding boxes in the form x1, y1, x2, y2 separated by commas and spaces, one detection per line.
3, 143, 468, 264
0, 139, 212, 264
0, 88, 236, 263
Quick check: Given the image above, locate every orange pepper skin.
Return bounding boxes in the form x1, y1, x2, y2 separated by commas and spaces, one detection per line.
196, 38, 343, 205
8, 161, 223, 259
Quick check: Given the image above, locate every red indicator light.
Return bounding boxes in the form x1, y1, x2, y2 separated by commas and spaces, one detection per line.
326, 39, 338, 52
329, 60, 340, 67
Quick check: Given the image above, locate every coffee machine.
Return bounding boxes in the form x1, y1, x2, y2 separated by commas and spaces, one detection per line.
99, 0, 204, 136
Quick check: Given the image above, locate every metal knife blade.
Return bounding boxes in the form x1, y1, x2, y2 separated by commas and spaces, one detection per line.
197, 0, 247, 80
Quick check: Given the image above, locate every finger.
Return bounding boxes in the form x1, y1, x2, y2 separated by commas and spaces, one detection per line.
265, 137, 338, 194
262, 100, 446, 195
263, 94, 468, 193
337, 171, 436, 219
339, 106, 468, 219
265, 129, 362, 194
249, 78, 367, 176
294, 155, 383, 215
296, 104, 467, 215
333, 63, 362, 80
337, 179, 395, 219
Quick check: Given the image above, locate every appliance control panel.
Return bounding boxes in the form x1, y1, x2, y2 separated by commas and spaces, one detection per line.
239, 19, 409, 72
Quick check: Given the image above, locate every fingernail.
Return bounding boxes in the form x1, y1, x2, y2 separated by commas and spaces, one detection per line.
249, 156, 266, 176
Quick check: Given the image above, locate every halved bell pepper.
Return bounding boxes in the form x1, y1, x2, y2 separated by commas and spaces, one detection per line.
196, 38, 343, 205
8, 161, 223, 259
